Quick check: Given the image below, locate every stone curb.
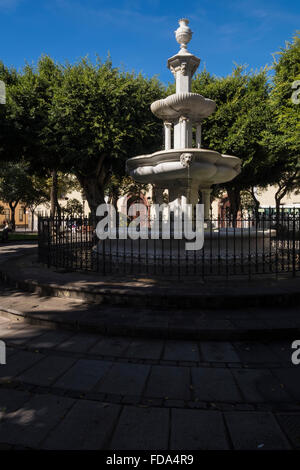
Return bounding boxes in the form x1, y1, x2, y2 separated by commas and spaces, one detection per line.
1, 304, 300, 341
1, 379, 300, 413
1, 251, 300, 310
3, 339, 293, 369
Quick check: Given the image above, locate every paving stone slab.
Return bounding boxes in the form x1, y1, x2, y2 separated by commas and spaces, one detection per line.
0, 389, 32, 419
145, 365, 191, 401
272, 369, 300, 401
96, 362, 150, 396
56, 333, 99, 353
54, 359, 112, 392
29, 330, 75, 350
163, 341, 200, 362
233, 369, 293, 403
170, 409, 229, 450
200, 341, 240, 363
89, 337, 131, 357
123, 339, 164, 360
0, 350, 44, 381
110, 406, 169, 450
42, 400, 121, 450
225, 411, 290, 450
266, 341, 292, 363
0, 325, 47, 346
276, 413, 300, 449
233, 342, 279, 363
0, 393, 75, 448
17, 355, 77, 387
191, 367, 242, 402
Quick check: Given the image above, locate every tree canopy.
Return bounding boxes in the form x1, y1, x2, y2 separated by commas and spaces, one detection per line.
0, 34, 299, 217
0, 56, 164, 216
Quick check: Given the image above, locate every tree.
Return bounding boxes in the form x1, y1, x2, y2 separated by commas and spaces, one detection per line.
0, 56, 164, 218
64, 198, 83, 216
262, 32, 300, 215
0, 62, 24, 166
0, 161, 39, 230
44, 172, 80, 218
21, 175, 49, 231
192, 66, 272, 220
0, 57, 65, 216
49, 58, 164, 216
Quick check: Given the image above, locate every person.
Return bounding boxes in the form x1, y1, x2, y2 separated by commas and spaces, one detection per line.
1, 221, 9, 242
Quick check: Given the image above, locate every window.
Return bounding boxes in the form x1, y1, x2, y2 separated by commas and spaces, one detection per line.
19, 209, 24, 222
4, 209, 10, 221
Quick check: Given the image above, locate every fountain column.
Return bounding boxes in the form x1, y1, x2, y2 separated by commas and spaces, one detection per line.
0, 81, 5, 105
196, 122, 202, 148
164, 122, 172, 150
201, 188, 212, 220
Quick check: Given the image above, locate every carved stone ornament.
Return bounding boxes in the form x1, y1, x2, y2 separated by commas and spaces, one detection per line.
181, 62, 187, 75
180, 153, 193, 168
175, 18, 193, 52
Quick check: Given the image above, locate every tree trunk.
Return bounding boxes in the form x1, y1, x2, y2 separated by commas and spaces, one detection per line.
110, 194, 118, 211
76, 174, 106, 222
9, 201, 18, 231
250, 187, 260, 219
31, 209, 35, 231
50, 170, 61, 218
275, 183, 289, 228
275, 192, 283, 229
226, 187, 241, 226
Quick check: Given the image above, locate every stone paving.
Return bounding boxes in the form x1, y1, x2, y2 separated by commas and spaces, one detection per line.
0, 243, 300, 450
0, 314, 300, 450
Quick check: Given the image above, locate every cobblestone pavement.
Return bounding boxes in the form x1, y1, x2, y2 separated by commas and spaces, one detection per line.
0, 243, 300, 450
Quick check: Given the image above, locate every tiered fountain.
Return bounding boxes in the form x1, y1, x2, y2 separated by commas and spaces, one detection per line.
97, 19, 274, 273
126, 18, 241, 219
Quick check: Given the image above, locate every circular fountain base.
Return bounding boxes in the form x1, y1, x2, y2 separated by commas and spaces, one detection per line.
95, 229, 278, 276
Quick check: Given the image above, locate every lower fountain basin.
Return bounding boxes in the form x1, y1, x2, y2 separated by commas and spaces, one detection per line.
96, 228, 277, 265
126, 148, 241, 185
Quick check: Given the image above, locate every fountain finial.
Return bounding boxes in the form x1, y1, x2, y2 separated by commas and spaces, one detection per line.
175, 18, 193, 52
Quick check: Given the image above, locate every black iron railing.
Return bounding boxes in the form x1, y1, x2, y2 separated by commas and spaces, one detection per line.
38, 211, 300, 279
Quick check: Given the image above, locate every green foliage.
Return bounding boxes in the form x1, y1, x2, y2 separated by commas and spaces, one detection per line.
193, 66, 271, 189
64, 198, 83, 216
261, 32, 300, 208
0, 161, 36, 228
0, 56, 164, 215
105, 174, 149, 205
1, 38, 299, 217
0, 161, 31, 204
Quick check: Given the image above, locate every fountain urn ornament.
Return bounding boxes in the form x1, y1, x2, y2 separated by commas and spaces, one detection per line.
175, 18, 193, 52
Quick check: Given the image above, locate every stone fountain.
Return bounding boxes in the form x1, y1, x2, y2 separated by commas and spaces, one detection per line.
126, 18, 241, 219
96, 19, 275, 273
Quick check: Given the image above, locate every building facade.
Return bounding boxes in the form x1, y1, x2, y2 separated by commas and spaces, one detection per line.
0, 201, 29, 229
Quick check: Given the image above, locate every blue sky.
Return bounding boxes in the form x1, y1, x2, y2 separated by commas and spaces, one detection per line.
0, 0, 299, 84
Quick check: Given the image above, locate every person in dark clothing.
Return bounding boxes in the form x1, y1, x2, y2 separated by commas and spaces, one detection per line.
1, 221, 9, 242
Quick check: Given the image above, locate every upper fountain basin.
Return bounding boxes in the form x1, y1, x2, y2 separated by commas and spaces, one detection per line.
126, 148, 241, 185
151, 93, 216, 121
